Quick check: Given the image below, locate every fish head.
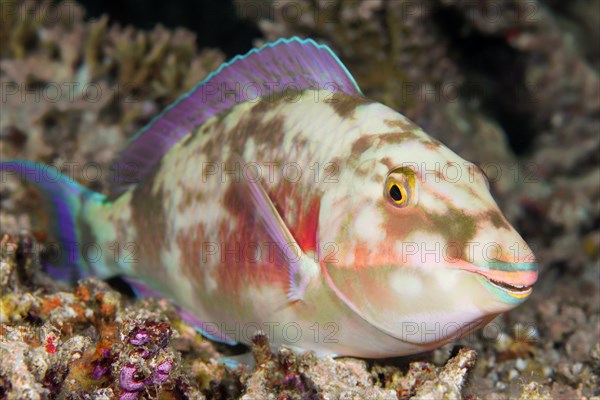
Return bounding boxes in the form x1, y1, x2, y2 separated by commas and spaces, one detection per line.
319, 104, 538, 349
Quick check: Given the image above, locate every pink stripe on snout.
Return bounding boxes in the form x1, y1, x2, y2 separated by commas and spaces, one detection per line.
450, 260, 538, 287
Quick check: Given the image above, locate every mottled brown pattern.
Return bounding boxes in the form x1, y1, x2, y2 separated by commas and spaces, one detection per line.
212, 108, 324, 296
381, 201, 479, 265
329, 156, 342, 165
325, 92, 372, 118
177, 189, 203, 213
421, 137, 443, 149
218, 177, 288, 298
466, 186, 485, 203
348, 201, 439, 269
236, 112, 286, 150
179, 115, 220, 152
176, 225, 207, 285
378, 203, 477, 266
384, 118, 419, 131
130, 162, 166, 273
101, 199, 129, 243
350, 135, 375, 155
434, 168, 445, 182
351, 131, 419, 156
200, 101, 288, 162
485, 209, 510, 229
185, 90, 353, 166
428, 206, 478, 251
381, 201, 434, 242
380, 157, 397, 170
251, 89, 304, 114
378, 132, 420, 144
148, 92, 300, 298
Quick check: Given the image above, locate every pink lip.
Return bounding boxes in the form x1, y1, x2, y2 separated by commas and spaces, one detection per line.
450, 259, 539, 289
473, 268, 538, 288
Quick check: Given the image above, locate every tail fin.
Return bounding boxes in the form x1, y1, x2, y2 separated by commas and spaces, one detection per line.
0, 160, 106, 281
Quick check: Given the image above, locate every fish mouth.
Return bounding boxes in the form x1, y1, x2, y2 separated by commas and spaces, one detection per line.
470, 260, 538, 301
483, 276, 534, 295
453, 259, 538, 301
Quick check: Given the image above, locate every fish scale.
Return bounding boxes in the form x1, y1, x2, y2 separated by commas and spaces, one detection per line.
0, 37, 537, 358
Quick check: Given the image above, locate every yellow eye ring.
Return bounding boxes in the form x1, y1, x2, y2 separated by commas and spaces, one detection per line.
386, 179, 408, 207
384, 167, 416, 208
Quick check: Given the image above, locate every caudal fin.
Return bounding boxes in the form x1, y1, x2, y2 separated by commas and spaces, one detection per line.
0, 160, 106, 281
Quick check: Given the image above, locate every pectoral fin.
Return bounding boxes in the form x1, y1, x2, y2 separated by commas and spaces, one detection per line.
240, 159, 320, 302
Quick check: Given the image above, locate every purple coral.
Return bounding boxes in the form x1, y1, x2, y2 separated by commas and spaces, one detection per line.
129, 329, 150, 346
120, 365, 145, 392
145, 361, 173, 385
283, 373, 305, 392
118, 323, 174, 397
119, 361, 173, 397
92, 365, 110, 380
157, 361, 172, 375
92, 349, 112, 380
154, 361, 173, 383
119, 391, 139, 400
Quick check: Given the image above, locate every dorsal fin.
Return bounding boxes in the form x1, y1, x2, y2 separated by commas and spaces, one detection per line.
110, 37, 362, 197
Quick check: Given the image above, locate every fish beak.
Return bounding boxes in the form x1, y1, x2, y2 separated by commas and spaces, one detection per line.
472, 260, 538, 303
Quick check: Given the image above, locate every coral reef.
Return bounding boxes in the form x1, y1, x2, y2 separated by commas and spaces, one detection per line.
0, 234, 230, 399
1, 0, 599, 398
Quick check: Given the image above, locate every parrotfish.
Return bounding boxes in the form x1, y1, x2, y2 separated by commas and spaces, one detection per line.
1, 38, 537, 358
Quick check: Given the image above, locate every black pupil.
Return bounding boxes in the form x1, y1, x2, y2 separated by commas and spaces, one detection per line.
389, 184, 403, 202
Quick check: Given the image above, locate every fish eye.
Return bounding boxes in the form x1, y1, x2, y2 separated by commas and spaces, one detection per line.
387, 180, 407, 206
384, 168, 415, 208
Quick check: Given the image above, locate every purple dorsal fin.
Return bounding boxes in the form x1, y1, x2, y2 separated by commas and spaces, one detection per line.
110, 37, 363, 197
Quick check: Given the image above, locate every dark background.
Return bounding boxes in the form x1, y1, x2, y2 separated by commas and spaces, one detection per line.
77, 0, 261, 57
